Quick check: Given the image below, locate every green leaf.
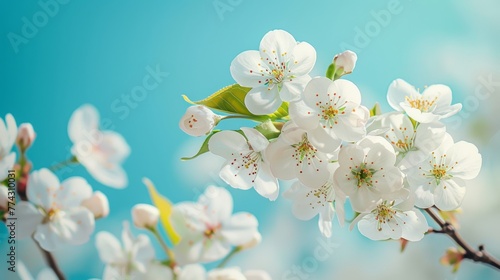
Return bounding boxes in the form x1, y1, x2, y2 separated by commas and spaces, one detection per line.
181, 130, 220, 161
370, 102, 382, 117
143, 178, 181, 245
182, 84, 288, 120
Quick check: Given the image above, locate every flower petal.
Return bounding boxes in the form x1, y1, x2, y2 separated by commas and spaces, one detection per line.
198, 186, 233, 223
220, 212, 258, 245
241, 127, 268, 153
16, 201, 43, 240
68, 104, 99, 143
289, 42, 316, 76
434, 178, 466, 211
230, 50, 270, 88
95, 231, 125, 264
253, 163, 279, 201
259, 30, 296, 62
56, 177, 93, 210
387, 79, 418, 111
244, 86, 282, 115
27, 168, 60, 210
209, 130, 248, 159
446, 141, 482, 180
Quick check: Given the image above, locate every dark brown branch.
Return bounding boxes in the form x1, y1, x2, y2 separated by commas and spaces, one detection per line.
35, 241, 66, 280
425, 208, 500, 270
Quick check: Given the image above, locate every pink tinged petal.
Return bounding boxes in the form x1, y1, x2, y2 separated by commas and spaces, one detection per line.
0, 152, 16, 181
95, 231, 125, 264
199, 186, 234, 223
219, 163, 255, 190
68, 104, 100, 143
244, 86, 282, 115
27, 168, 60, 210
241, 127, 268, 152
289, 100, 320, 130
446, 141, 482, 180
252, 163, 279, 201
387, 79, 418, 111
230, 50, 270, 88
220, 212, 258, 245
318, 205, 334, 238
400, 104, 440, 123
434, 178, 466, 211
16, 201, 44, 240
55, 177, 93, 210
259, 30, 297, 62
97, 131, 131, 164
171, 203, 208, 235
289, 42, 316, 76
279, 75, 310, 102
209, 130, 248, 159
399, 209, 428, 242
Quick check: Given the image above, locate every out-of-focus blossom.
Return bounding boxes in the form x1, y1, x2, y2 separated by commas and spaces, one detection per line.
172, 186, 259, 264
17, 168, 95, 251
333, 50, 358, 75
68, 104, 130, 188
131, 203, 160, 229
81, 191, 110, 219
16, 122, 36, 151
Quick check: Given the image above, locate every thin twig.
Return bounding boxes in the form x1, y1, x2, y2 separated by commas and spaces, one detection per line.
425, 208, 500, 270
35, 241, 66, 280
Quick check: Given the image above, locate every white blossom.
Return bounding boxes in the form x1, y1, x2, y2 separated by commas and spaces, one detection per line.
230, 30, 316, 115
208, 127, 279, 200
68, 104, 130, 188
131, 204, 160, 229
179, 106, 220, 137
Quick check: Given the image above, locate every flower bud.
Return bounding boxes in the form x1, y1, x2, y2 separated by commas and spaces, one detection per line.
239, 232, 262, 250
132, 204, 160, 229
16, 123, 36, 150
179, 106, 220, 137
333, 50, 357, 74
81, 191, 110, 219
0, 186, 9, 211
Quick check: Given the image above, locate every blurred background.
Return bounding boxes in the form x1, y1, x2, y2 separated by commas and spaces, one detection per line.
1, 0, 500, 279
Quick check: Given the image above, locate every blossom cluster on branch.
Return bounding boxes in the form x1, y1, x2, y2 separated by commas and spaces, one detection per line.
178, 29, 495, 272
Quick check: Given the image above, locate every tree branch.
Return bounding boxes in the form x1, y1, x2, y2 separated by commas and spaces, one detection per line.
425, 208, 500, 270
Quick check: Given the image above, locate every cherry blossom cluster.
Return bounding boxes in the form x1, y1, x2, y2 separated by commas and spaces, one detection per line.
179, 29, 482, 242
1, 106, 269, 279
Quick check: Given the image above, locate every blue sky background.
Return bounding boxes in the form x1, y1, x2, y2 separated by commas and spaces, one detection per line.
1, 0, 500, 279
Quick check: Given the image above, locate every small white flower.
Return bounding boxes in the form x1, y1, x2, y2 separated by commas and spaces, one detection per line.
95, 222, 159, 280
283, 163, 346, 238
17, 168, 95, 251
208, 127, 279, 200
16, 122, 36, 150
351, 198, 428, 241
334, 136, 405, 212
266, 121, 332, 188
68, 104, 130, 188
81, 191, 110, 219
18, 261, 57, 280
368, 113, 446, 169
387, 79, 462, 123
289, 77, 369, 151
131, 203, 160, 229
179, 105, 220, 137
230, 30, 316, 115
333, 50, 357, 74
406, 134, 482, 210
0, 113, 17, 181
171, 186, 259, 264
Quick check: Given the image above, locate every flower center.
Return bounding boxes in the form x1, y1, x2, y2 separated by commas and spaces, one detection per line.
271, 69, 284, 83
204, 224, 221, 239
352, 164, 375, 187
305, 182, 334, 209
374, 202, 396, 231
395, 139, 411, 151
293, 135, 317, 161
426, 152, 453, 185
43, 208, 60, 223
405, 96, 438, 112
230, 149, 262, 183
